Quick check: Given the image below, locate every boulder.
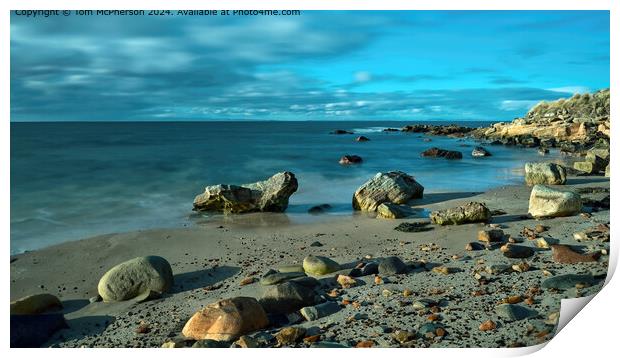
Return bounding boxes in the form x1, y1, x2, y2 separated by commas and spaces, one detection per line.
10, 294, 62, 315
429, 202, 491, 225
182, 297, 269, 341
302, 255, 340, 276
355, 136, 370, 142
339, 155, 363, 165
259, 282, 317, 314
377, 202, 410, 219
97, 256, 173, 302
193, 172, 298, 214
421, 147, 462, 159
471, 146, 492, 157
528, 185, 581, 218
524, 162, 567, 185
352, 171, 424, 211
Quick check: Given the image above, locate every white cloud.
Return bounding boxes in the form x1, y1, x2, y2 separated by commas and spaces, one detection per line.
547, 86, 591, 94
354, 71, 372, 83
499, 100, 539, 111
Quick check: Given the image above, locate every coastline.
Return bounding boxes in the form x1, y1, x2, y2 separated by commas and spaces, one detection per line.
10, 174, 610, 348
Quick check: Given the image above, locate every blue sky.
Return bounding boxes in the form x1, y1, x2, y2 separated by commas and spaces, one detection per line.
10, 10, 609, 121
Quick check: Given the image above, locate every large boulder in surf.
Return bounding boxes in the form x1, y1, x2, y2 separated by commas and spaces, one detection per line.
429, 202, 491, 225
193, 172, 298, 214
97, 256, 174, 302
352, 171, 424, 211
528, 185, 581, 218
524, 162, 567, 185
421, 147, 462, 159
182, 297, 269, 341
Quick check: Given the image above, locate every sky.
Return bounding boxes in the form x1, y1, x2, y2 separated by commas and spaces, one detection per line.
10, 10, 610, 121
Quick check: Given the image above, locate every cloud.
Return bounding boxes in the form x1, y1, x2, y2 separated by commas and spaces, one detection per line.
547, 86, 591, 95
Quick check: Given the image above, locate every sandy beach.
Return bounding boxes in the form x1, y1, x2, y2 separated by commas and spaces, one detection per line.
10, 174, 610, 348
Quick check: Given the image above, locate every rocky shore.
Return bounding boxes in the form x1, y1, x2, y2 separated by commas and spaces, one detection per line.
9, 89, 611, 348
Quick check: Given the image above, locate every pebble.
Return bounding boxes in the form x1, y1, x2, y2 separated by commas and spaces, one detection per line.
336, 275, 356, 288
299, 301, 341, 321
391, 330, 416, 344
465, 242, 485, 251
500, 244, 535, 258
275, 326, 306, 345
479, 320, 497, 331
477, 229, 505, 242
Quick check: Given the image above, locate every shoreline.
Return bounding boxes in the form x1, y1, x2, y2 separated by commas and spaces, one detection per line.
10, 175, 610, 347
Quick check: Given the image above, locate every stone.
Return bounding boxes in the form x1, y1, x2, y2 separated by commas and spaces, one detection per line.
259, 282, 317, 314
536, 238, 551, 249
377, 202, 410, 219
10, 294, 62, 315
528, 185, 582, 218
193, 172, 298, 213
394, 221, 432, 232
234, 335, 259, 348
10, 313, 68, 347
308, 204, 332, 214
352, 171, 424, 211
192, 339, 230, 348
97, 256, 173, 302
336, 274, 356, 288
260, 272, 306, 286
605, 164, 610, 177
551, 245, 600, 263
421, 147, 462, 159
418, 323, 444, 335
299, 301, 341, 321
574, 161, 599, 174
275, 326, 306, 345
495, 304, 538, 321
311, 342, 349, 348
356, 136, 370, 142
330, 129, 353, 135
500, 244, 534, 259
360, 261, 379, 276
429, 202, 491, 225
378, 256, 407, 275
471, 146, 492, 157
309, 241, 323, 247
541, 274, 599, 290
302, 255, 340, 276
392, 330, 416, 344
477, 229, 504, 243
339, 155, 363, 165
412, 298, 435, 310
524, 162, 567, 185
465, 242, 486, 251
479, 320, 497, 331
182, 297, 268, 341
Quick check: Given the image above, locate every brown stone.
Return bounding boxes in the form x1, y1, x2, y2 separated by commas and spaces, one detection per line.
551, 245, 600, 264
182, 297, 269, 341
356, 340, 374, 348
479, 320, 497, 331
275, 326, 306, 345
478, 229, 505, 242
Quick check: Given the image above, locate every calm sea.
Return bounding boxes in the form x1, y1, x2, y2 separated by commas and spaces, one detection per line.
10, 121, 563, 253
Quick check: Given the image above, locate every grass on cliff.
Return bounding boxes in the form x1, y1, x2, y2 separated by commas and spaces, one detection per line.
527, 88, 610, 119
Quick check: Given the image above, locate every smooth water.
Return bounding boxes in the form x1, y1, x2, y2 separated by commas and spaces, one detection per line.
10, 121, 562, 253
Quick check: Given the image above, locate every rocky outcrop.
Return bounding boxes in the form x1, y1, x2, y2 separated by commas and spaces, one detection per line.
472, 89, 610, 150
352, 171, 424, 211
528, 185, 581, 218
524, 162, 567, 185
574, 150, 609, 174
97, 256, 173, 302
401, 124, 476, 137
421, 147, 463, 159
193, 172, 298, 214
429, 202, 491, 225
182, 297, 269, 341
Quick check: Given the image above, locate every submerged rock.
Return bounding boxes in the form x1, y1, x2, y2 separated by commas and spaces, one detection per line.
193, 172, 298, 214
429, 202, 491, 225
182, 297, 269, 341
421, 147, 463, 159
10, 294, 62, 315
352, 171, 424, 212
524, 162, 567, 185
356, 136, 370, 142
339, 155, 363, 165
97, 256, 173, 302
528, 185, 581, 218
330, 129, 354, 135
308, 204, 332, 214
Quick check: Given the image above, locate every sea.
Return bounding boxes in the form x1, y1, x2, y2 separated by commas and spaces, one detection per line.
10, 121, 565, 254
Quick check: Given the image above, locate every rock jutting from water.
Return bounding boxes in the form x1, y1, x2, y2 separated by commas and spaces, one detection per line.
339, 155, 363, 165
352, 171, 424, 212
471, 146, 492, 157
420, 147, 463, 159
193, 172, 298, 214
